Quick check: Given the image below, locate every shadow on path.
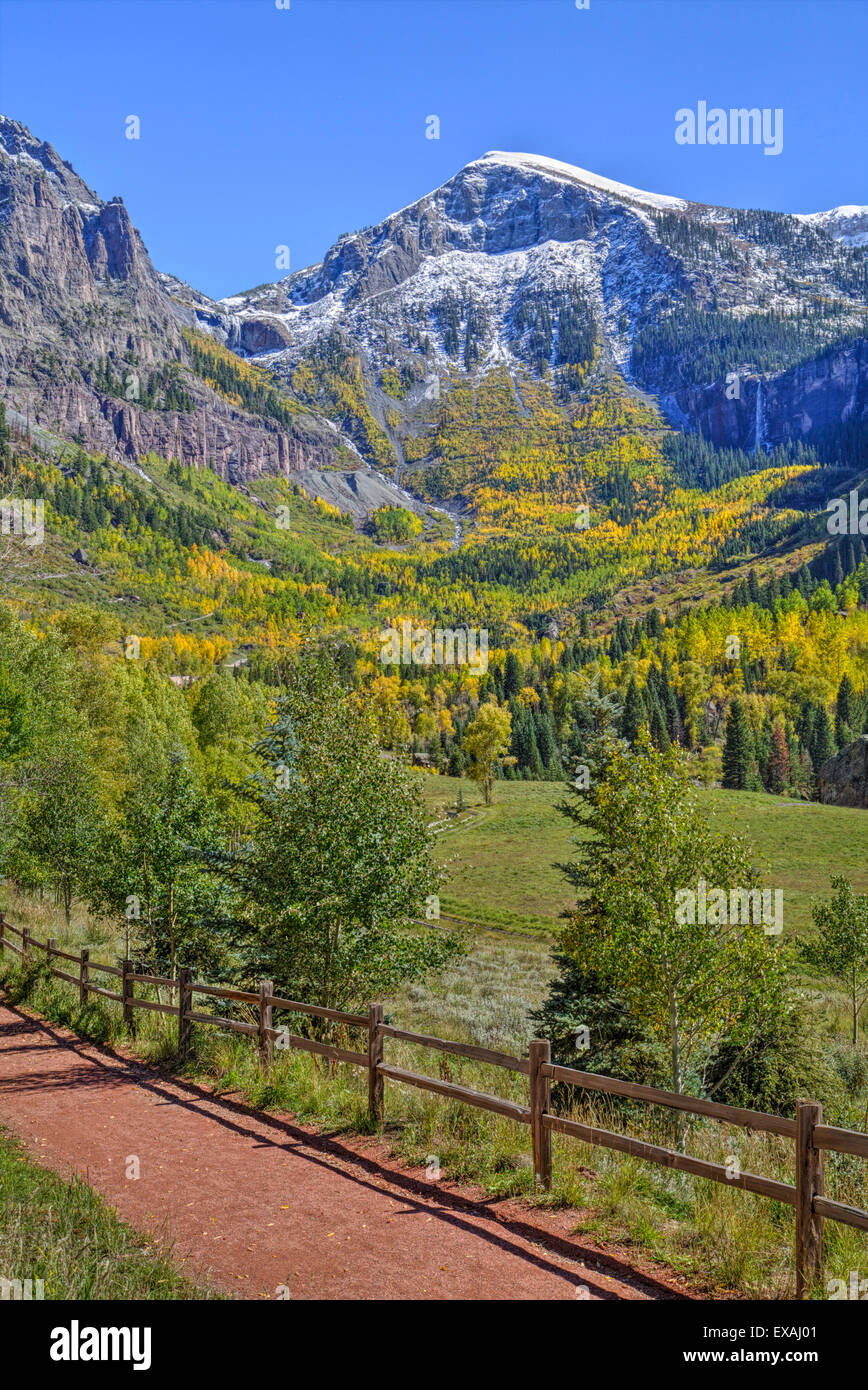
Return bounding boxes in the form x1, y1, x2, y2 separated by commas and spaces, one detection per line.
0, 1001, 690, 1301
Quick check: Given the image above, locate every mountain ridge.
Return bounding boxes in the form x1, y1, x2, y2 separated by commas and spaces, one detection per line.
1, 117, 867, 491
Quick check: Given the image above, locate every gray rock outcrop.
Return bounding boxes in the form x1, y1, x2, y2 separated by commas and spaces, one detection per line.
819, 736, 868, 809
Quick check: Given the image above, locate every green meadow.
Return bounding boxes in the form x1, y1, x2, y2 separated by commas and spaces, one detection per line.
420, 774, 868, 941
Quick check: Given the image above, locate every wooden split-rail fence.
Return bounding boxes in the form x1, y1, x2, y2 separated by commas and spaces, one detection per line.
2, 913, 867, 1298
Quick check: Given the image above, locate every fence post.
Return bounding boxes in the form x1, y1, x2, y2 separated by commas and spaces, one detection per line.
122, 959, 135, 1033
21, 927, 30, 961
258, 979, 273, 1070
529, 1039, 553, 1190
177, 968, 192, 1057
795, 1099, 825, 1298
79, 948, 89, 1006
0, 914, 5, 952
368, 1002, 384, 1126
46, 937, 55, 973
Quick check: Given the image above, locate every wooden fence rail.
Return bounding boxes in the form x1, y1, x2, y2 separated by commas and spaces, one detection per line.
2, 911, 867, 1298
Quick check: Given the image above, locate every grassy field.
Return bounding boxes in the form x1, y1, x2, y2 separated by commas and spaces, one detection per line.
0, 1126, 220, 1300
420, 773, 868, 940
421, 777, 573, 934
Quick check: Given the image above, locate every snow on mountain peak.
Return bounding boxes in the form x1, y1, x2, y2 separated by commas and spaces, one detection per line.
471, 151, 688, 211
795, 204, 868, 248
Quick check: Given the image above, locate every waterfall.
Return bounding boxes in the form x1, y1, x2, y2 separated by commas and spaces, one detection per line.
754, 379, 768, 453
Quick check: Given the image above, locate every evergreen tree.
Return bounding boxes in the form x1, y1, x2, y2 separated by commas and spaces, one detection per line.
620, 677, 645, 746
503, 651, 523, 699
511, 703, 540, 776
530, 953, 668, 1088
649, 701, 670, 752
831, 548, 845, 589
811, 705, 835, 772
446, 747, 465, 777
722, 699, 753, 790
534, 708, 559, 774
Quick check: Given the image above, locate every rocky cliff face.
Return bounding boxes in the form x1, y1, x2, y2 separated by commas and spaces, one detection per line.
0, 118, 180, 366
668, 339, 868, 451
22, 380, 337, 483
819, 737, 868, 809
0, 116, 341, 478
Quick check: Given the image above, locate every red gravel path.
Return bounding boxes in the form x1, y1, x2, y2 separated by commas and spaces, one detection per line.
0, 1000, 695, 1301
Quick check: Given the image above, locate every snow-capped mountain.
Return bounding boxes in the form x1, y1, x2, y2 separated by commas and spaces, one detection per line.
1, 118, 866, 474
219, 150, 865, 382
796, 205, 868, 249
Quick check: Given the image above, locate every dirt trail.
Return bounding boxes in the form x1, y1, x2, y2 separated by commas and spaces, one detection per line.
0, 1000, 693, 1301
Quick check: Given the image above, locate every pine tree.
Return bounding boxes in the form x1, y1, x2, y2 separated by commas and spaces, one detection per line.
650, 701, 670, 752
722, 699, 753, 790
503, 650, 522, 699
534, 708, 559, 774
620, 677, 645, 746
832, 548, 845, 589
511, 704, 542, 777
811, 705, 835, 772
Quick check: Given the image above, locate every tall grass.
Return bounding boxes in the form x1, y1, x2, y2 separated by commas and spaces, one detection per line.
0, 1128, 221, 1300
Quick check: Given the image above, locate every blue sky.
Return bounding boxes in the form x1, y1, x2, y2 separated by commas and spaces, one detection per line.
1, 0, 865, 299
